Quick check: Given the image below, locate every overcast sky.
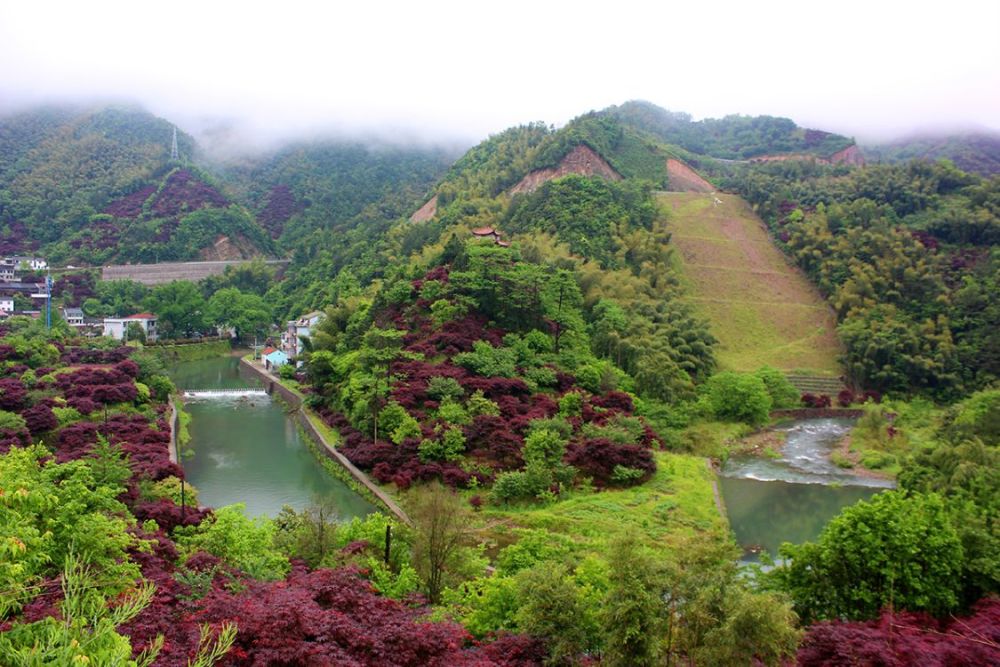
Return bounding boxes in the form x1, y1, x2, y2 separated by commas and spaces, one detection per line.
1, 0, 997, 149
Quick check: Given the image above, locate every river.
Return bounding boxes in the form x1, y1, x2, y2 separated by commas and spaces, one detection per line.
718, 418, 895, 562
170, 355, 376, 519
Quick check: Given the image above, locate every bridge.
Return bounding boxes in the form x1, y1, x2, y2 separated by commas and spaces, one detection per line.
101, 259, 290, 286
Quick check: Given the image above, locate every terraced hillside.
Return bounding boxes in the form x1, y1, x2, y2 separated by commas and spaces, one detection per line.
659, 192, 842, 375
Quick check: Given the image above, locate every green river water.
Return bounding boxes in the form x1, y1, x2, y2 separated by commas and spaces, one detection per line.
171, 356, 376, 519
718, 418, 895, 562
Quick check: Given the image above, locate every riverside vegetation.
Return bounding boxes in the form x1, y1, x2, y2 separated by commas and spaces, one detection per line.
0, 100, 998, 665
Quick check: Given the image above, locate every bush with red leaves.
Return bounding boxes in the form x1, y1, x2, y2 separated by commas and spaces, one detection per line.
124, 564, 542, 667
0, 377, 28, 410
258, 185, 303, 238
862, 390, 882, 404
103, 185, 156, 219
801, 393, 833, 408
797, 597, 1000, 666
132, 499, 210, 532
21, 403, 57, 435
565, 438, 656, 487
0, 426, 30, 454
837, 389, 855, 408
60, 347, 132, 364
149, 169, 227, 218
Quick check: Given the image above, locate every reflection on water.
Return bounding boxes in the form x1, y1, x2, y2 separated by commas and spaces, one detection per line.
171, 356, 376, 519
719, 418, 894, 562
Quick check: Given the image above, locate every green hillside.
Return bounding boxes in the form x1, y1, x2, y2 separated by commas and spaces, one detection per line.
864, 132, 1000, 177
606, 100, 856, 160
660, 192, 842, 375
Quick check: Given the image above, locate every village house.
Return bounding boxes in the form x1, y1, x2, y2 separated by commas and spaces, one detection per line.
0, 256, 48, 275
281, 310, 324, 359
62, 307, 85, 327
103, 313, 158, 342
262, 347, 289, 371
0, 295, 14, 314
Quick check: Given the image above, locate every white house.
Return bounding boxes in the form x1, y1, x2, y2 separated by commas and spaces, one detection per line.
0, 296, 13, 314
16, 256, 47, 271
103, 313, 158, 342
281, 310, 324, 359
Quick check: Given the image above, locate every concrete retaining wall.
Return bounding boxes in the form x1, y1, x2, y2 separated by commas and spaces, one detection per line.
239, 357, 411, 525
771, 408, 864, 419
167, 396, 179, 464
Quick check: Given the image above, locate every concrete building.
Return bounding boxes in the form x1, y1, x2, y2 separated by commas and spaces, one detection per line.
62, 307, 85, 327
103, 313, 158, 341
281, 310, 324, 359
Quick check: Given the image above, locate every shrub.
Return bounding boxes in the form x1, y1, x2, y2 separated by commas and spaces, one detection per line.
426, 376, 465, 401
754, 366, 800, 408
418, 426, 466, 462
21, 403, 57, 435
558, 391, 583, 417
454, 341, 518, 378
704, 372, 772, 425
465, 390, 500, 417
525, 417, 573, 442
565, 439, 655, 487
837, 388, 855, 407
801, 393, 833, 409
437, 398, 471, 426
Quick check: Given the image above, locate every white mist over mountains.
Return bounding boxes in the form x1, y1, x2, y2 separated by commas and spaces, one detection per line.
1, 0, 997, 151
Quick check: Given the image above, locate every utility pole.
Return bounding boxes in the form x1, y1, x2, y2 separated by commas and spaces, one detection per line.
45, 274, 52, 330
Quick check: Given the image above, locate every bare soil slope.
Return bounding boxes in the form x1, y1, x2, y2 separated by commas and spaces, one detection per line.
659, 192, 842, 375
509, 145, 621, 195
666, 158, 715, 192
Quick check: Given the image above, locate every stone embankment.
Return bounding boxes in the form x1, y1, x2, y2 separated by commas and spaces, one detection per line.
239, 358, 412, 525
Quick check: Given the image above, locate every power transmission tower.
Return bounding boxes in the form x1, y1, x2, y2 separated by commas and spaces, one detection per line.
170, 126, 179, 161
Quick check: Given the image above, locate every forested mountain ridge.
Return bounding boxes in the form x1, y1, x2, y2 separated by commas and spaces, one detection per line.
0, 105, 457, 269
605, 100, 858, 161
722, 157, 1000, 396
864, 131, 1000, 176
0, 105, 274, 264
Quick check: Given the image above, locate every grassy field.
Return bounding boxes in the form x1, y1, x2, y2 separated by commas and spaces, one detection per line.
482, 452, 727, 553
659, 192, 842, 375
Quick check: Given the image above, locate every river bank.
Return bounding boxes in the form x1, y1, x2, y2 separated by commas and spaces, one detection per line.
168, 355, 376, 519
718, 417, 894, 561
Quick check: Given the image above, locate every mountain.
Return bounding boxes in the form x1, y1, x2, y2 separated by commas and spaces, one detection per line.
864, 132, 1000, 176
0, 105, 458, 267
0, 105, 270, 264
604, 100, 858, 162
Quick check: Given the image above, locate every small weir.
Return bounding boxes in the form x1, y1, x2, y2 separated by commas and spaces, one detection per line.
183, 388, 269, 399
171, 356, 375, 518
719, 418, 894, 563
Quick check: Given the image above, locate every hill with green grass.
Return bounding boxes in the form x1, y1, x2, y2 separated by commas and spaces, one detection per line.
659, 192, 842, 375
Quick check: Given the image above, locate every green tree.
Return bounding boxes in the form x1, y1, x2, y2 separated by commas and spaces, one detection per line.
175, 504, 290, 581
601, 535, 664, 667
703, 371, 772, 425
768, 491, 965, 622
144, 280, 206, 337
408, 483, 479, 604
0, 555, 164, 667
515, 562, 596, 665
206, 287, 272, 342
